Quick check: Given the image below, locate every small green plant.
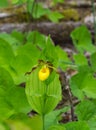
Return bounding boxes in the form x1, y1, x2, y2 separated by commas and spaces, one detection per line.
0, 26, 96, 130
1, 0, 96, 130
0, 24, 96, 130
0, 0, 64, 23
0, 30, 69, 129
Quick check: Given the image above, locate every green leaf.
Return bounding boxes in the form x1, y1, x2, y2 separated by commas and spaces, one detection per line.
0, 66, 30, 119
90, 52, 96, 71
47, 11, 64, 23
27, 1, 63, 22
17, 43, 40, 65
7, 120, 32, 130
33, 4, 50, 19
6, 86, 32, 114
70, 71, 96, 99
75, 100, 96, 121
7, 114, 42, 130
45, 107, 69, 130
10, 54, 33, 84
0, 39, 14, 67
55, 46, 70, 70
10, 54, 33, 74
26, 31, 46, 49
27, 2, 50, 18
30, 114, 42, 130
0, 67, 15, 120
70, 71, 86, 100
25, 68, 47, 114
11, 0, 19, 4
48, 125, 66, 130
65, 121, 90, 130
0, 0, 9, 7
88, 116, 96, 130
44, 74, 61, 114
25, 68, 61, 115
0, 33, 22, 52
0, 122, 10, 130
77, 65, 92, 74
0, 67, 31, 119
53, 0, 64, 5
12, 0, 27, 5
44, 71, 56, 86
0, 67, 14, 96
71, 25, 96, 54
73, 54, 88, 66
11, 30, 25, 43
82, 74, 96, 98
40, 37, 58, 66
0, 98, 14, 121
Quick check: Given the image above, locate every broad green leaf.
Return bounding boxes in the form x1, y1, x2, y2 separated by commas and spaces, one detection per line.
40, 37, 58, 66
70, 71, 96, 99
75, 100, 96, 121
71, 25, 96, 53
45, 107, 69, 130
47, 11, 64, 23
44, 71, 56, 86
0, 33, 22, 52
48, 125, 66, 130
0, 67, 31, 119
0, 67, 15, 120
17, 43, 40, 65
0, 122, 10, 130
26, 31, 46, 49
32, 4, 50, 19
25, 68, 46, 114
9, 54, 33, 84
11, 30, 25, 43
10, 54, 33, 74
25, 68, 61, 115
26, 0, 34, 15
0, 0, 9, 7
30, 115, 42, 130
7, 114, 42, 130
77, 65, 92, 74
0, 67, 14, 96
7, 120, 32, 130
44, 74, 61, 114
73, 54, 88, 66
27, 2, 50, 18
6, 86, 32, 114
70, 71, 86, 100
65, 121, 90, 130
82, 74, 96, 98
88, 115, 96, 130
90, 52, 96, 71
55, 46, 70, 70
0, 98, 14, 121
0, 39, 14, 67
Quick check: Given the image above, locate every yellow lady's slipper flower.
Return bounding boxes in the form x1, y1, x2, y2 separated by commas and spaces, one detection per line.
38, 66, 50, 81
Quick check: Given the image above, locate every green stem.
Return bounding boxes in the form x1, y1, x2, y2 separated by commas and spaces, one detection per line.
91, 0, 96, 44
42, 114, 45, 130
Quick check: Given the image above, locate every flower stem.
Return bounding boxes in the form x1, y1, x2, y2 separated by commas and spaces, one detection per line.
42, 114, 45, 130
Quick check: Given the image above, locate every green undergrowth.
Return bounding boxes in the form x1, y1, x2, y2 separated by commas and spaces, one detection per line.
0, 25, 95, 130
